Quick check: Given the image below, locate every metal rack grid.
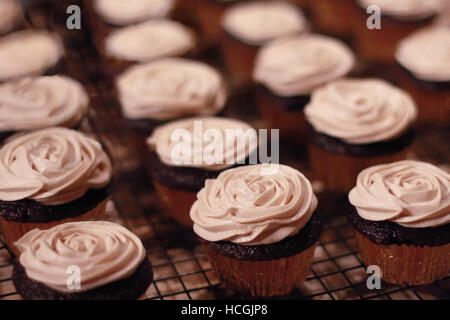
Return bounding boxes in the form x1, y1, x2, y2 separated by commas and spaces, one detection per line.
0, 0, 449, 300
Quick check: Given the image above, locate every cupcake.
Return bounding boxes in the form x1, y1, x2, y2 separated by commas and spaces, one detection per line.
395, 27, 450, 125
190, 164, 321, 297
101, 19, 196, 74
253, 34, 355, 140
0, 75, 89, 144
354, 0, 444, 65
221, 1, 308, 84
147, 116, 258, 227
304, 78, 417, 192
0, 30, 63, 81
13, 221, 153, 300
309, 0, 360, 37
0, 0, 23, 35
348, 160, 450, 285
117, 58, 227, 155
0, 127, 112, 255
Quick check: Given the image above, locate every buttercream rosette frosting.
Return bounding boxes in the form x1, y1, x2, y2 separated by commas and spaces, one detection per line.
222, 1, 308, 45
190, 164, 318, 245
395, 27, 450, 82
0, 75, 89, 132
147, 117, 257, 171
349, 160, 450, 228
0, 30, 63, 81
304, 78, 417, 144
0, 0, 23, 35
0, 127, 112, 205
105, 19, 195, 63
94, 0, 174, 25
117, 58, 226, 121
254, 34, 355, 96
357, 0, 444, 21
15, 221, 146, 293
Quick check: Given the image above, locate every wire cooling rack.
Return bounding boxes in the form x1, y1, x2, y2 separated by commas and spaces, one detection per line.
0, 0, 449, 300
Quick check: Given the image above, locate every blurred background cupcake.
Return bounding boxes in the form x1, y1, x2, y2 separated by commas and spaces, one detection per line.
0, 127, 112, 256
354, 0, 444, 65
221, 1, 308, 84
395, 27, 450, 125
147, 116, 258, 227
253, 34, 355, 141
0, 0, 24, 35
348, 160, 449, 285
304, 78, 417, 192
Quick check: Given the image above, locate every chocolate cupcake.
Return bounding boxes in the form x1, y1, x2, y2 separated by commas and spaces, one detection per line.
147, 116, 258, 227
117, 58, 227, 156
348, 160, 450, 285
0, 127, 112, 256
354, 0, 444, 65
253, 34, 355, 140
0, 30, 63, 81
395, 27, 450, 125
221, 1, 308, 84
13, 221, 153, 300
0, 0, 23, 35
101, 19, 196, 75
191, 164, 321, 297
0, 75, 89, 144
304, 78, 417, 192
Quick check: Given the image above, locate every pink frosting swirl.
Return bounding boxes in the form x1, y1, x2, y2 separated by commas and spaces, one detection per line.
190, 164, 318, 245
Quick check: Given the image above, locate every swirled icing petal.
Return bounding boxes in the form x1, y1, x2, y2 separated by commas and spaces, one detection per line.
117, 58, 227, 121
0, 127, 112, 205
395, 27, 450, 82
222, 1, 308, 45
94, 0, 174, 25
147, 117, 257, 171
105, 20, 195, 63
304, 78, 417, 144
0, 0, 23, 35
0, 30, 63, 81
253, 34, 355, 96
190, 164, 318, 245
357, 0, 444, 21
15, 221, 146, 293
0, 76, 88, 132
349, 160, 450, 228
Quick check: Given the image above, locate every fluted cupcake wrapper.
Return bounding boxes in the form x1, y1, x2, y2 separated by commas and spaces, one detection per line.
0, 198, 108, 257
204, 242, 317, 297
355, 231, 450, 286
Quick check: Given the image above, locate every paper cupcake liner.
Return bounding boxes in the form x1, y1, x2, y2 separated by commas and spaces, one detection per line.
308, 144, 409, 192
309, 0, 359, 37
0, 199, 108, 256
153, 181, 197, 227
203, 242, 317, 297
355, 231, 450, 285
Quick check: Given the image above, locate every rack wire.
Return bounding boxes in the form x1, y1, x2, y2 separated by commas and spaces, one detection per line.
0, 0, 449, 300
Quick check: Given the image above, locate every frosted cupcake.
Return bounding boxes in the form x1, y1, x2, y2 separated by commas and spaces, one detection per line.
395, 27, 450, 124
0, 75, 89, 144
191, 164, 321, 297
253, 34, 355, 139
0, 0, 23, 35
304, 78, 417, 192
13, 221, 153, 300
0, 128, 112, 255
0, 30, 63, 81
221, 1, 308, 84
147, 116, 257, 227
348, 160, 450, 285
354, 0, 444, 64
101, 19, 196, 74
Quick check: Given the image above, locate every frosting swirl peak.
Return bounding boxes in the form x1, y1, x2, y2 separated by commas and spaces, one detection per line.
349, 160, 450, 228
0, 127, 112, 205
15, 221, 146, 293
0, 0, 23, 35
190, 164, 318, 245
304, 78, 417, 144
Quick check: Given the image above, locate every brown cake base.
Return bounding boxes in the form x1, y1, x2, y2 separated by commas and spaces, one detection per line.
309, 0, 359, 37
